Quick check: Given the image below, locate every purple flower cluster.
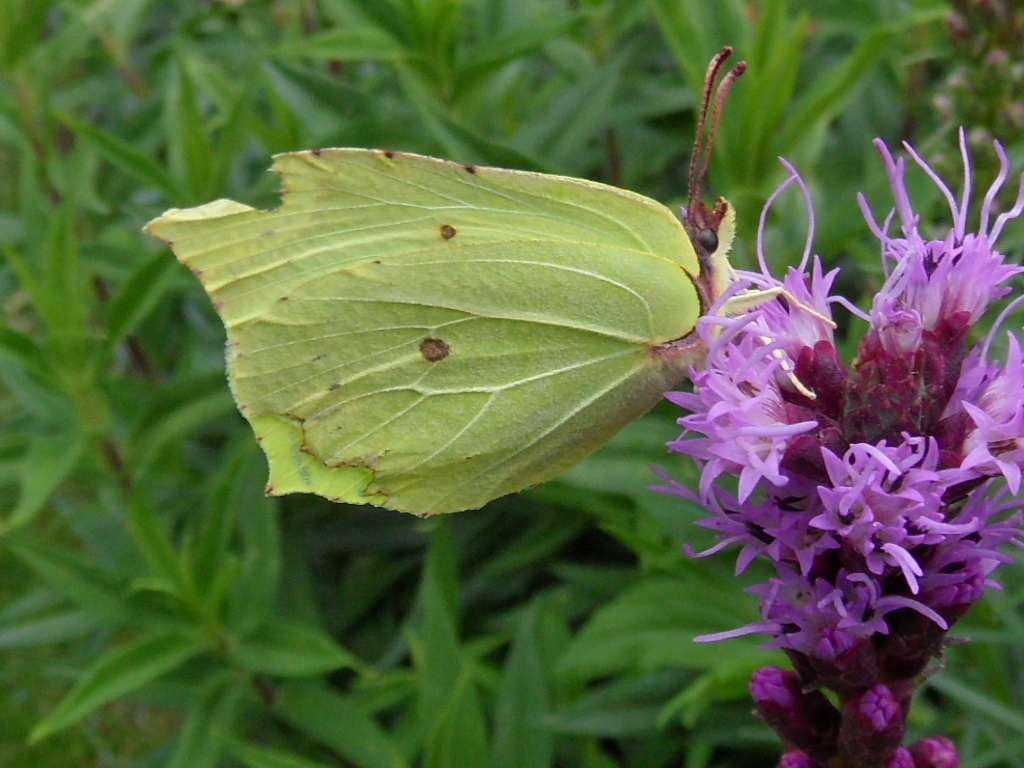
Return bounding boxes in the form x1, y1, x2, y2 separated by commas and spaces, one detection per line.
658, 131, 1024, 767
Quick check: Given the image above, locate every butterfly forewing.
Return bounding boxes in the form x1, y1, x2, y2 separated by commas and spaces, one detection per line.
147, 149, 706, 514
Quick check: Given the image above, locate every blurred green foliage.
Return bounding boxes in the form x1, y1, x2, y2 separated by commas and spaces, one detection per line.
1, 0, 1024, 767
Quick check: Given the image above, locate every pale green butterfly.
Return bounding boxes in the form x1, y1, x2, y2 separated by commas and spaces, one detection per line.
145, 48, 766, 516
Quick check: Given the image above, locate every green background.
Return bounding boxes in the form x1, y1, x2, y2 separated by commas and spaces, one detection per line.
2, 1, 1024, 766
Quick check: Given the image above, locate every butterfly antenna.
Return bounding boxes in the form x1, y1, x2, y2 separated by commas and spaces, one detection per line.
687, 47, 746, 218
688, 48, 731, 215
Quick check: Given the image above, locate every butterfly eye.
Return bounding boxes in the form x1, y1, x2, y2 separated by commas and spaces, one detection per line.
697, 227, 719, 253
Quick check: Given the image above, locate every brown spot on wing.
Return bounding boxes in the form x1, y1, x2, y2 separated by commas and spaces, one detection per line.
419, 337, 450, 362
440, 224, 456, 240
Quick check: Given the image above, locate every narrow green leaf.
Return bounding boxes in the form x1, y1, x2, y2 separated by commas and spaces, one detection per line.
60, 113, 179, 201
393, 67, 546, 170
778, 21, 908, 155
226, 475, 282, 634
276, 26, 404, 61
208, 86, 256, 194
0, 0, 52, 67
5, 214, 85, 347
645, 0, 723, 91
165, 53, 213, 200
412, 521, 463, 726
262, 59, 374, 118
658, 655, 766, 728
928, 675, 1024, 735
0, 607, 101, 648
5, 537, 131, 623
275, 681, 408, 768
228, 739, 337, 768
424, 665, 490, 768
165, 671, 244, 768
734, 10, 809, 184
457, 12, 577, 77
492, 600, 554, 768
535, 51, 628, 169
29, 630, 207, 742
127, 490, 189, 598
104, 250, 181, 352
128, 371, 236, 472
192, 442, 251, 594
0, 326, 57, 384
230, 619, 359, 677
3, 431, 85, 532
539, 669, 688, 737
558, 577, 774, 681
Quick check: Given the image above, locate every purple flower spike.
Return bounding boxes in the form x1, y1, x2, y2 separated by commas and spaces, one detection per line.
660, 129, 1024, 765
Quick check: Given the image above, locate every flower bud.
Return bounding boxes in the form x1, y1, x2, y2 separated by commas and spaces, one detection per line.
778, 750, 819, 768
838, 684, 906, 764
909, 735, 959, 768
808, 628, 879, 693
886, 747, 915, 768
751, 667, 839, 761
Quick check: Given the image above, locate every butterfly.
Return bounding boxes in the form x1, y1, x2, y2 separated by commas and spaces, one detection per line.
145, 48, 764, 516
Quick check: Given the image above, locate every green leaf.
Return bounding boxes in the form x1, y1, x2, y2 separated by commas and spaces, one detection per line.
165, 672, 244, 768
228, 739, 337, 768
276, 26, 404, 61
127, 371, 236, 472
2, 430, 85, 532
456, 12, 578, 84
230, 619, 359, 677
29, 630, 207, 742
558, 577, 775, 681
540, 669, 687, 737
165, 52, 214, 200
517, 47, 629, 171
60, 113, 179, 202
491, 599, 555, 768
226, 480, 281, 634
191, 441, 252, 595
658, 655, 767, 728
413, 521, 463, 719
0, 326, 58, 385
778, 20, 910, 156
207, 83, 257, 195
928, 675, 1024, 736
0, 605, 101, 648
126, 490, 191, 600
103, 249, 182, 353
646, 0, 748, 92
5, 537, 131, 623
275, 681, 408, 768
0, 356, 73, 425
423, 664, 491, 768
394, 68, 546, 169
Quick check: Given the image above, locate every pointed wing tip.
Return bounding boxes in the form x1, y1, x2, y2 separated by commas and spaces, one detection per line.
143, 199, 257, 239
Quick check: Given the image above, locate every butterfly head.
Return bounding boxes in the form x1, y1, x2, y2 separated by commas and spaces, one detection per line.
684, 196, 738, 308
